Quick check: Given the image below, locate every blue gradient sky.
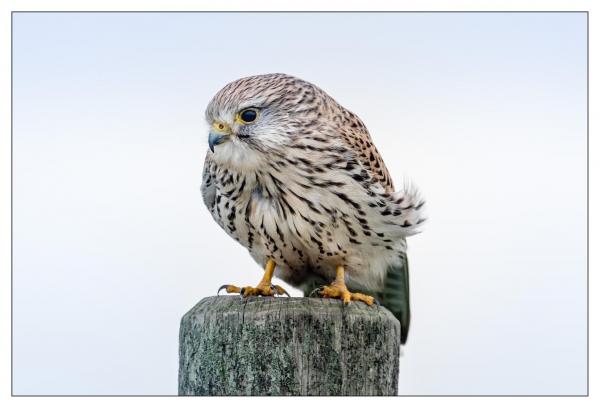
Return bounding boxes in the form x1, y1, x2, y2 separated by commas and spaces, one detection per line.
12, 12, 587, 395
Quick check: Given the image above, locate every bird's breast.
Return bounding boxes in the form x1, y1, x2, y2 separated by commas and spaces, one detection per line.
209, 165, 401, 291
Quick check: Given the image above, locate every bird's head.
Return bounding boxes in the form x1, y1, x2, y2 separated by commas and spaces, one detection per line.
205, 73, 328, 171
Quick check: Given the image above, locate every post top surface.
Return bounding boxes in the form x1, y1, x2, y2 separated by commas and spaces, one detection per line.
182, 295, 400, 326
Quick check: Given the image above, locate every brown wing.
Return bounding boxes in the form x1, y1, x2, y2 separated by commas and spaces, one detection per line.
338, 110, 395, 193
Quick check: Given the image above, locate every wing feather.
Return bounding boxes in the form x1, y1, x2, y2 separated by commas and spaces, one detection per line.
337, 111, 395, 193
201, 152, 217, 211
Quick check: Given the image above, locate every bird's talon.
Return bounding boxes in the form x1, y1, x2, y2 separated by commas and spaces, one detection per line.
309, 286, 325, 298
271, 284, 290, 297
240, 286, 259, 297
316, 282, 374, 306
220, 282, 285, 298
217, 284, 241, 296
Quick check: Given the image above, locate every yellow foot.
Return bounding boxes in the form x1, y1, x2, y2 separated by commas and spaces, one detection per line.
217, 283, 290, 298
317, 283, 376, 306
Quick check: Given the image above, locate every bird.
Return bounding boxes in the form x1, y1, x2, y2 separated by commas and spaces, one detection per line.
201, 74, 425, 344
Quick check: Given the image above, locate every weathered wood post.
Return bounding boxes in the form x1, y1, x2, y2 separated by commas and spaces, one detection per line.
178, 296, 401, 396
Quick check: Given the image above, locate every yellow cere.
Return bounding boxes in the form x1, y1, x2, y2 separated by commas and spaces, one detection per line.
211, 121, 231, 134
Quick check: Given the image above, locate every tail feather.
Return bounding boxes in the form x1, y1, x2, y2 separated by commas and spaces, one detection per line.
377, 253, 411, 344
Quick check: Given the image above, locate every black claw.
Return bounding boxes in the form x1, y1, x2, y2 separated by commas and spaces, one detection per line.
309, 286, 324, 298
217, 284, 230, 296
374, 298, 381, 306
271, 285, 291, 297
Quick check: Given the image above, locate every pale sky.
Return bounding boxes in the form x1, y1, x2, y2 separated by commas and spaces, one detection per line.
12, 12, 587, 395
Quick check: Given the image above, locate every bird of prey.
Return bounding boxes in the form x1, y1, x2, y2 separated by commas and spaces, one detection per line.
201, 74, 425, 344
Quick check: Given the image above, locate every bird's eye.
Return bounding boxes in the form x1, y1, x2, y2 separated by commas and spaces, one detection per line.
238, 108, 258, 124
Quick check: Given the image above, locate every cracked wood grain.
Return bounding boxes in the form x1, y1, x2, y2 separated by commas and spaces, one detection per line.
178, 296, 401, 396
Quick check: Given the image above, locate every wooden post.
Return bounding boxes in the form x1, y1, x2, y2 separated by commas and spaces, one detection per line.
178, 296, 401, 396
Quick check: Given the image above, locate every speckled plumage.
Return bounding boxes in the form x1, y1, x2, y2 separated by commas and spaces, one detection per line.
201, 74, 425, 343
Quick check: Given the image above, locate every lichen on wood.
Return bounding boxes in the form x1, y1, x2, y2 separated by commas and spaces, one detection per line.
178, 296, 401, 396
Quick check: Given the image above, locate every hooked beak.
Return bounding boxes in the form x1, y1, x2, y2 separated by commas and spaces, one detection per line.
208, 132, 227, 152
208, 121, 231, 152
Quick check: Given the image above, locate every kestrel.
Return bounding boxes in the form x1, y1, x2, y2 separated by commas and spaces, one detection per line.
201, 74, 425, 343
